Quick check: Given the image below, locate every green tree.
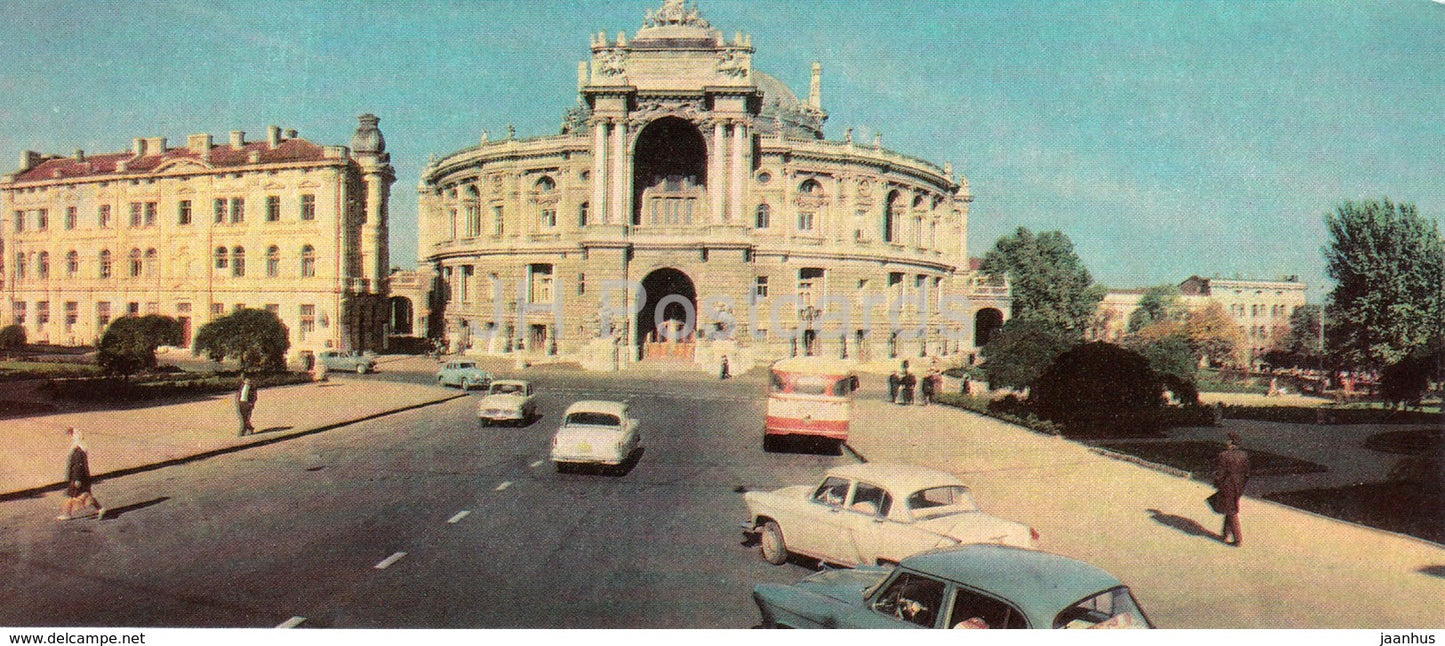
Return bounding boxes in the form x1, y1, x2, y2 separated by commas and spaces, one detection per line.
981, 227, 1105, 340
979, 319, 1076, 390
192, 308, 290, 372
1029, 342, 1164, 436
1268, 303, 1324, 368
0, 324, 26, 357
1126, 285, 1184, 334
97, 315, 184, 378
1324, 198, 1445, 371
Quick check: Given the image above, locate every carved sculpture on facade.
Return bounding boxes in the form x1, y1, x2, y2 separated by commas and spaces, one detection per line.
645, 0, 711, 29
598, 49, 627, 78
716, 49, 748, 78
628, 98, 709, 128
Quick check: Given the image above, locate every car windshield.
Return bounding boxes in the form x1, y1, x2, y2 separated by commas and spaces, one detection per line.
565, 412, 620, 427
492, 384, 522, 395
454, 363, 475, 369
905, 485, 979, 519
1053, 586, 1150, 629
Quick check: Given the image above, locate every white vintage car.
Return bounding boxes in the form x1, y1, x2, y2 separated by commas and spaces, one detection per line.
743, 463, 1038, 567
477, 380, 536, 426
550, 400, 641, 472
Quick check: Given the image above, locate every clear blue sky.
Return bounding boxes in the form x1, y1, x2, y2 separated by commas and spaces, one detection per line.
4, 0, 1443, 301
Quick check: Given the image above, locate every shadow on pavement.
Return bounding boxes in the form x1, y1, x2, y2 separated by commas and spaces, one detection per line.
257, 425, 295, 435
1417, 566, 1445, 579
1147, 508, 1219, 542
99, 496, 170, 520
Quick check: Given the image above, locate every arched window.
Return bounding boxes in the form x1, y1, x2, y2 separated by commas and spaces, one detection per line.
535, 176, 556, 193
755, 203, 771, 229
215, 246, 228, 270
99, 250, 113, 279
884, 191, 903, 243
144, 249, 157, 277
65, 251, 78, 276
231, 246, 245, 278
129, 248, 143, 277
301, 244, 316, 277
266, 246, 280, 277
799, 179, 824, 195
36, 251, 49, 279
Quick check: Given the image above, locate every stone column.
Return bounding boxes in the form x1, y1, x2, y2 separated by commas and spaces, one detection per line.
610, 120, 628, 225
729, 122, 746, 222
711, 122, 726, 224
592, 121, 608, 224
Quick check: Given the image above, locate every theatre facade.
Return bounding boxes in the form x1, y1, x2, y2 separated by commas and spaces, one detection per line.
419, 0, 1008, 370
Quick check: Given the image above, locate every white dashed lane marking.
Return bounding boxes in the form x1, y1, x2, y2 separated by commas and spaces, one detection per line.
374, 552, 407, 570
276, 616, 306, 629
495, 481, 512, 491
447, 511, 470, 524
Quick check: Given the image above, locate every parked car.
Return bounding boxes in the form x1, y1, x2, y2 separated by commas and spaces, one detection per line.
753, 544, 1153, 629
742, 463, 1037, 567
318, 350, 377, 374
477, 380, 536, 425
436, 360, 493, 390
550, 400, 640, 472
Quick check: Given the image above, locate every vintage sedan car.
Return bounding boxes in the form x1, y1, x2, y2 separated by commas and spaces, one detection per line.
742, 463, 1037, 567
753, 544, 1153, 629
318, 350, 377, 374
436, 360, 493, 390
477, 380, 536, 425
550, 400, 640, 472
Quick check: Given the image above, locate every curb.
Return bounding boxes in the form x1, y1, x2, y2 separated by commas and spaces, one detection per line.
0, 391, 470, 504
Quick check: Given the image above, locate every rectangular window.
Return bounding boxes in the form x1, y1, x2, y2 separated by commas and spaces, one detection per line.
266, 195, 281, 222
578, 273, 586, 295
214, 198, 226, 223
12, 302, 25, 325
299, 304, 316, 339
300, 194, 316, 221
528, 264, 553, 304
36, 209, 48, 231
128, 302, 141, 317
460, 266, 474, 303
465, 205, 481, 237
98, 204, 112, 228
64, 301, 78, 330
211, 303, 225, 318
37, 301, 50, 325
493, 205, 504, 235
798, 211, 815, 231
13, 253, 25, 279
230, 197, 244, 224
13, 210, 23, 233
65, 206, 77, 230
264, 303, 280, 315
97, 302, 111, 328
130, 202, 143, 227
144, 202, 157, 227
755, 276, 769, 299
799, 268, 826, 307
178, 200, 192, 225
541, 208, 557, 228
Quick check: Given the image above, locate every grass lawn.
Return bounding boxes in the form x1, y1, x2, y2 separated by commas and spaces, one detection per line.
1092, 440, 1328, 479
1267, 481, 1443, 545
0, 361, 100, 380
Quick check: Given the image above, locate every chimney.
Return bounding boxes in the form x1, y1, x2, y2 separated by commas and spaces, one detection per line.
73, 149, 85, 162
187, 133, 213, 154
229, 130, 246, 150
133, 138, 147, 156
267, 125, 281, 149
19, 151, 41, 172
146, 137, 166, 155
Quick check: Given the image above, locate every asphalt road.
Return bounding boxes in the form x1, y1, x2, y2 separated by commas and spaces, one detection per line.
0, 363, 847, 628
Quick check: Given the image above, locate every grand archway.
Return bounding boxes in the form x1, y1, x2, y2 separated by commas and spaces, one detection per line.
636, 267, 697, 361
975, 308, 1004, 348
632, 117, 708, 226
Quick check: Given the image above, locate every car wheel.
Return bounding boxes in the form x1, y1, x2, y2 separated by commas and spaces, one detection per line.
759, 520, 788, 565
356, 364, 368, 375
762, 433, 781, 453
554, 461, 571, 474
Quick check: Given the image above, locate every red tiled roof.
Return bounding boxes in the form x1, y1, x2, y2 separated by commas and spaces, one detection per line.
12, 138, 336, 183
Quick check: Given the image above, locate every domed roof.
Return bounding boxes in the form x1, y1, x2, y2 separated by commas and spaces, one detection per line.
754, 72, 826, 139
754, 72, 803, 111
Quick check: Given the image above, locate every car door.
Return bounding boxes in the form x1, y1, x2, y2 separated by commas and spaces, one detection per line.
789, 477, 857, 564
838, 480, 898, 565
837, 570, 948, 629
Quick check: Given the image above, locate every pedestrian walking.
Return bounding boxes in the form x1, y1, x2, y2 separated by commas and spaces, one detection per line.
899, 368, 916, 405
887, 370, 900, 403
719, 354, 731, 380
1212, 431, 1251, 546
919, 370, 937, 406
58, 427, 105, 521
236, 375, 258, 437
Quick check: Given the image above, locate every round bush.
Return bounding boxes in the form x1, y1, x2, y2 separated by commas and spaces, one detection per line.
1029, 342, 1164, 436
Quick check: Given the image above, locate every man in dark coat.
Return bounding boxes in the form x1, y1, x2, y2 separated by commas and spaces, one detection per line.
236, 375, 258, 437
887, 371, 900, 403
59, 427, 105, 520
1213, 431, 1251, 546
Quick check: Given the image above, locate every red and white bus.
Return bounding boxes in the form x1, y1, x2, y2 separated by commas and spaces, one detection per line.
763, 357, 859, 452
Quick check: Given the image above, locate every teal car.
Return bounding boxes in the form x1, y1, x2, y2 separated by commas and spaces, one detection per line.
753, 545, 1153, 629
435, 360, 493, 390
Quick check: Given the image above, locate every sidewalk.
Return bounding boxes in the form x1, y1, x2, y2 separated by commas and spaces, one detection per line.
0, 374, 466, 501
851, 395, 1445, 628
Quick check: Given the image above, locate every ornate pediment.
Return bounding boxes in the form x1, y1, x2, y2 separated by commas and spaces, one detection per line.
155, 158, 212, 174
628, 98, 709, 127
644, 0, 710, 29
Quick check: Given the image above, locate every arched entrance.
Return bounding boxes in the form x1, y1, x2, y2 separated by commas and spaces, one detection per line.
633, 117, 708, 226
636, 267, 697, 361
975, 308, 1004, 347
389, 296, 414, 335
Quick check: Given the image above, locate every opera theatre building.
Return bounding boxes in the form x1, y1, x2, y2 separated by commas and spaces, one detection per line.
1, 117, 395, 359
422, 0, 1009, 370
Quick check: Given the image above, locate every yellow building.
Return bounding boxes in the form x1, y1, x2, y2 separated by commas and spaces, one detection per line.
420, 0, 1008, 370
1095, 276, 1309, 361
0, 116, 395, 360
